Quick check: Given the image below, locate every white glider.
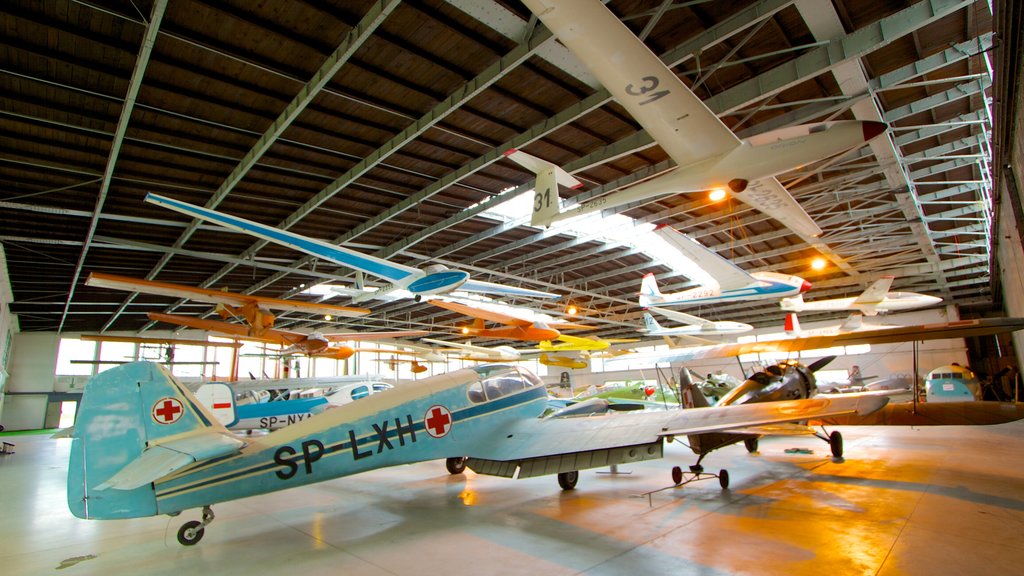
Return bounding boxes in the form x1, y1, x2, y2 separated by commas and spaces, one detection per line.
780, 276, 942, 316
520, 0, 887, 236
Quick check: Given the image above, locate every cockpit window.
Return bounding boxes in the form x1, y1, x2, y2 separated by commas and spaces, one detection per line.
516, 366, 545, 389
467, 381, 486, 404
350, 385, 370, 401
467, 365, 544, 403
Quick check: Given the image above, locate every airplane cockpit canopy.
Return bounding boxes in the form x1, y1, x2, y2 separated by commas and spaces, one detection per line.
467, 364, 544, 404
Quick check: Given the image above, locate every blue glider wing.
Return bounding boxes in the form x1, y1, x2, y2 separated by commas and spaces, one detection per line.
146, 193, 421, 285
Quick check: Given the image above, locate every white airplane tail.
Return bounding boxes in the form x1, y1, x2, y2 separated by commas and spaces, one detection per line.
639, 273, 666, 307
839, 313, 864, 332
642, 312, 664, 334
504, 149, 580, 228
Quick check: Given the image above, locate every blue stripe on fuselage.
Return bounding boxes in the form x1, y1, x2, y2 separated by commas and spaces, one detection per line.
667, 282, 798, 305
153, 384, 548, 503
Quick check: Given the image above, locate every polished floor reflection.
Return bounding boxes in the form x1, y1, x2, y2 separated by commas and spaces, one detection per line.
2, 418, 1023, 575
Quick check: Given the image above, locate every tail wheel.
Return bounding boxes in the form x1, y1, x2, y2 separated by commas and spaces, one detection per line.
445, 456, 467, 475
744, 437, 759, 453
829, 431, 844, 458
557, 470, 579, 490
718, 469, 730, 490
671, 465, 683, 485
177, 520, 205, 546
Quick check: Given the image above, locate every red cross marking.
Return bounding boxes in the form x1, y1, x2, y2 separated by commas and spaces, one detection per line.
424, 405, 452, 438
153, 397, 183, 424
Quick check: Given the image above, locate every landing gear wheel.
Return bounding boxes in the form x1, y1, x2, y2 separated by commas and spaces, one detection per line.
445, 457, 467, 475
671, 466, 683, 485
177, 520, 205, 546
744, 437, 759, 453
557, 471, 579, 490
829, 431, 844, 458
718, 469, 730, 490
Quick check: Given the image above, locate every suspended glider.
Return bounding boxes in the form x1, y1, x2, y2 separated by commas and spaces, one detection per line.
519, 0, 887, 235
145, 194, 559, 301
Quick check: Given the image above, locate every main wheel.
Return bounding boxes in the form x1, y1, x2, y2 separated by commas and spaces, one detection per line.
177, 520, 205, 546
718, 469, 730, 490
445, 456, 467, 475
671, 465, 683, 485
744, 437, 759, 453
829, 431, 844, 458
557, 470, 579, 490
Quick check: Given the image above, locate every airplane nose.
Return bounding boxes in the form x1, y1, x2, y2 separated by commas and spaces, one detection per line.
800, 280, 812, 293
862, 121, 887, 141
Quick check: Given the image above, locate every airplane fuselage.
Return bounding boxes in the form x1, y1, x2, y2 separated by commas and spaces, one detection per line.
781, 292, 942, 314
148, 366, 549, 517
653, 272, 807, 306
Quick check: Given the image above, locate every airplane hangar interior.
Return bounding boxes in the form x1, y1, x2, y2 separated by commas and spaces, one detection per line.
2, 0, 1024, 573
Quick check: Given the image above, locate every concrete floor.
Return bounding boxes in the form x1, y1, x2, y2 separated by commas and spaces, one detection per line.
2, 420, 1023, 576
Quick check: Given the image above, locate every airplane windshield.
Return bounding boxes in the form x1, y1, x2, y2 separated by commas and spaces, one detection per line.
466, 364, 543, 404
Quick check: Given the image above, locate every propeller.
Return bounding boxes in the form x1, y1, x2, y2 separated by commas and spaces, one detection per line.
806, 355, 836, 373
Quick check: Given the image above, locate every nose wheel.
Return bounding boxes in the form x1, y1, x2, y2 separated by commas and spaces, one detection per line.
176, 506, 215, 546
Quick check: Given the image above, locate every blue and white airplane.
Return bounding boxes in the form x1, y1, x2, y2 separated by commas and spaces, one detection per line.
639, 225, 810, 307
68, 361, 886, 546
145, 193, 559, 301
195, 381, 395, 432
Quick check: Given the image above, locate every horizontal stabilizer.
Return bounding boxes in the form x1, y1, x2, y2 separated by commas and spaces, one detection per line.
96, 432, 245, 490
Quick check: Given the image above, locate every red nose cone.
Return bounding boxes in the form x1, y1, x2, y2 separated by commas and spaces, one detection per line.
800, 280, 812, 293
862, 121, 887, 141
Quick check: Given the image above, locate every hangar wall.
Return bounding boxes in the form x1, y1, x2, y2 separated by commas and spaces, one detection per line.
997, 79, 1024, 370
0, 245, 16, 428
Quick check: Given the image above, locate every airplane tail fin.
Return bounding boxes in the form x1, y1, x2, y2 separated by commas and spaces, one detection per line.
784, 313, 801, 335
678, 368, 711, 409
839, 313, 864, 332
638, 273, 665, 307
68, 362, 243, 520
642, 312, 663, 334
504, 149, 580, 228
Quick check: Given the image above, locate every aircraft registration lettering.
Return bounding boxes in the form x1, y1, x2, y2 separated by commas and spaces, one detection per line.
273, 414, 418, 479
260, 413, 310, 428
743, 182, 789, 211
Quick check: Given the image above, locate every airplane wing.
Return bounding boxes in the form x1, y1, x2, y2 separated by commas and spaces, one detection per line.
322, 330, 430, 342
522, 0, 821, 238
420, 338, 517, 358
652, 226, 753, 291
466, 394, 886, 467
86, 272, 370, 318
458, 279, 560, 299
146, 312, 307, 346
649, 306, 715, 328
728, 178, 823, 239
427, 297, 592, 330
79, 334, 242, 348
192, 375, 387, 393
853, 276, 895, 305
145, 193, 423, 285
608, 317, 1024, 366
